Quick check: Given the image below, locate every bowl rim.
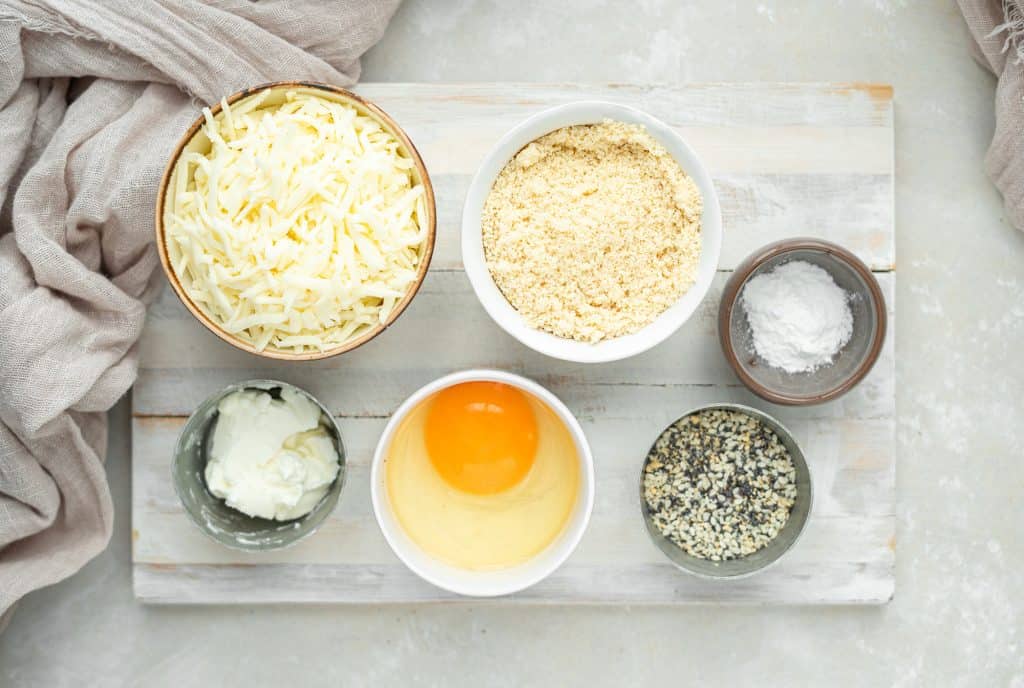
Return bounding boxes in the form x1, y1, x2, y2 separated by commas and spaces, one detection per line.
171, 378, 347, 552
638, 402, 814, 580
460, 100, 723, 364
154, 80, 437, 361
718, 237, 888, 406
369, 369, 596, 597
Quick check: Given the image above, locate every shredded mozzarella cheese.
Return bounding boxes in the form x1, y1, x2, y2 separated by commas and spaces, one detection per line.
165, 88, 427, 353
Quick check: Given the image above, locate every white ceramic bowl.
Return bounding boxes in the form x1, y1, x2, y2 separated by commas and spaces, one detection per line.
370, 369, 595, 597
461, 101, 723, 363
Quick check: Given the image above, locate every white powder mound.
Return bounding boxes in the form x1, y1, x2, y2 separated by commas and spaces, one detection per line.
740, 260, 853, 373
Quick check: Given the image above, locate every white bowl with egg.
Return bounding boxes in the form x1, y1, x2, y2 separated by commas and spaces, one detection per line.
370, 369, 595, 597
461, 101, 722, 363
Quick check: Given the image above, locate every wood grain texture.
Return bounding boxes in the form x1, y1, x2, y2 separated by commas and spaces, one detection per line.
131, 83, 895, 604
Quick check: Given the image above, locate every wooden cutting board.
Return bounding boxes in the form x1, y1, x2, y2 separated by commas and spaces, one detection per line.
132, 83, 895, 604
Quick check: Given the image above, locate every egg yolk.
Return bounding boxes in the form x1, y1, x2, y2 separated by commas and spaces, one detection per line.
424, 381, 538, 495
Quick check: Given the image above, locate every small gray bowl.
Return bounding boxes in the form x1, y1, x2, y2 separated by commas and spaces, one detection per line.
719, 238, 887, 406
172, 379, 346, 551
639, 403, 813, 579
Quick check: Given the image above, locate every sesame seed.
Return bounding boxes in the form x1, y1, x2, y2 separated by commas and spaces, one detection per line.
642, 409, 798, 561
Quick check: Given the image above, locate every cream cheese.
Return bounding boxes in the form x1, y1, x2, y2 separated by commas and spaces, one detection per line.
206, 388, 339, 520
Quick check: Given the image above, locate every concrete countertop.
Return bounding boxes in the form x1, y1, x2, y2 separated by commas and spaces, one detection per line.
2, 1, 1022, 685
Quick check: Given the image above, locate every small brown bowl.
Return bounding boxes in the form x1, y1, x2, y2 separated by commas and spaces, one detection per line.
154, 81, 436, 361
719, 238, 887, 405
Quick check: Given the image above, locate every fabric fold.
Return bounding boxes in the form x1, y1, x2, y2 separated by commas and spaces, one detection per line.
0, 0, 400, 624
958, 0, 1024, 231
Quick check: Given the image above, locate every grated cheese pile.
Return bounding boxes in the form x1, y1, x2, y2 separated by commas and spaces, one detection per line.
165, 88, 428, 353
481, 120, 703, 343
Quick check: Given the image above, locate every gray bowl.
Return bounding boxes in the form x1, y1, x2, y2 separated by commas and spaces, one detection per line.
639, 403, 813, 579
719, 238, 887, 406
171, 379, 346, 551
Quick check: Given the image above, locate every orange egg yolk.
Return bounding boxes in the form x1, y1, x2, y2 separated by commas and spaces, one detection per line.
424, 381, 539, 495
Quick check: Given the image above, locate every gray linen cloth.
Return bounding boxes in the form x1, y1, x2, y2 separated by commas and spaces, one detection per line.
0, 0, 400, 626
959, 0, 1024, 229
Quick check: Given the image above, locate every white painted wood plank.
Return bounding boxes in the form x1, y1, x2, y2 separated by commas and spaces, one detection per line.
346, 83, 894, 270
134, 273, 894, 420
401, 126, 891, 176
354, 83, 895, 128
133, 411, 893, 565
132, 402, 894, 603
135, 555, 894, 605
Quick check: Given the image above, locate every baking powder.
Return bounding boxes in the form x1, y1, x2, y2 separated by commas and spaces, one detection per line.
739, 260, 853, 373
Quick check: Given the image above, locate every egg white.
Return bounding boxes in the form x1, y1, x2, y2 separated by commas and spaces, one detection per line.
385, 392, 580, 570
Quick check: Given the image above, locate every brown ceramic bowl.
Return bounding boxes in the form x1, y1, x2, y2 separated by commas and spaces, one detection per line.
719, 238, 887, 405
154, 81, 436, 361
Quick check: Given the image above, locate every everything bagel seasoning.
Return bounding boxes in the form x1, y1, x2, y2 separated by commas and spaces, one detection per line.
642, 408, 797, 561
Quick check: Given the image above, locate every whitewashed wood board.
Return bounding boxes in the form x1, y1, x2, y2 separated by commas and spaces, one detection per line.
131, 83, 896, 604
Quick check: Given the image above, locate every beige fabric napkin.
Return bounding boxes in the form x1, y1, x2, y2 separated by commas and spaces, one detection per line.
959, 0, 1024, 230
0, 0, 400, 627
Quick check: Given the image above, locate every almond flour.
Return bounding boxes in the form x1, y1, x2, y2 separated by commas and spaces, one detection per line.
481, 120, 703, 343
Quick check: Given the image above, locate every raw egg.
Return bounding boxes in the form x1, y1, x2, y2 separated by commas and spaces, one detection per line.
385, 382, 580, 570
424, 381, 538, 494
